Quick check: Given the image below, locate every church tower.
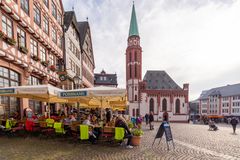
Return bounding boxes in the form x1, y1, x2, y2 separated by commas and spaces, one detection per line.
126, 3, 142, 107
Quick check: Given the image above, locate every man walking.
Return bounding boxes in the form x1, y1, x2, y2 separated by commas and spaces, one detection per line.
145, 113, 149, 125
230, 117, 239, 134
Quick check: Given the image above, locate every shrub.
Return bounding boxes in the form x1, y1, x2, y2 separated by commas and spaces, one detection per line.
132, 128, 144, 136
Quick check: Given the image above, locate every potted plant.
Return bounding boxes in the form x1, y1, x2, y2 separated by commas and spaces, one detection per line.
131, 128, 144, 146
4, 37, 16, 46
41, 61, 49, 67
19, 46, 28, 54
49, 65, 56, 71
128, 122, 134, 129
31, 55, 39, 61
0, 31, 4, 39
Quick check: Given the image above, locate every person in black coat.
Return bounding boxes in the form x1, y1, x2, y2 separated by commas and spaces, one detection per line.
230, 117, 239, 134
149, 111, 154, 130
145, 113, 149, 125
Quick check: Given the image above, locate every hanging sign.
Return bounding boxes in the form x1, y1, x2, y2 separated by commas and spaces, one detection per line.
60, 91, 88, 98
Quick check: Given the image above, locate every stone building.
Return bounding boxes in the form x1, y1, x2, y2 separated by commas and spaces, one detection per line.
199, 83, 240, 118
126, 4, 189, 122
94, 70, 118, 87
0, 0, 64, 117
62, 11, 82, 90
77, 21, 95, 88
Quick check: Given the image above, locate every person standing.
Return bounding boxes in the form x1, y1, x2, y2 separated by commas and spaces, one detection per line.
230, 117, 239, 134
106, 108, 111, 123
145, 113, 149, 125
149, 111, 154, 130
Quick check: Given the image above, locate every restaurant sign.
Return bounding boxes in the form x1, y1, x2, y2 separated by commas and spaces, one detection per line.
60, 91, 87, 98
0, 88, 15, 94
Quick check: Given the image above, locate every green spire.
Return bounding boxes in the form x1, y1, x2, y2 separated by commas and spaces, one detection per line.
129, 2, 139, 37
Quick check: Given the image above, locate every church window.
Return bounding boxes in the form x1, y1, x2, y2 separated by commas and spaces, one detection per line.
162, 98, 167, 111
129, 52, 132, 62
134, 51, 137, 61
150, 98, 154, 113
135, 95, 137, 101
130, 65, 132, 78
135, 64, 137, 78
132, 109, 135, 117
175, 99, 180, 114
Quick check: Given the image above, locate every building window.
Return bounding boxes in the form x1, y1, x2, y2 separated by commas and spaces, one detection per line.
21, 0, 29, 14
52, 28, 57, 43
43, 16, 49, 34
175, 99, 180, 114
30, 38, 38, 57
2, 15, 13, 38
130, 65, 132, 78
135, 64, 137, 78
0, 67, 20, 116
132, 109, 135, 117
28, 76, 41, 85
40, 46, 46, 61
49, 54, 55, 65
162, 98, 167, 112
135, 95, 137, 101
150, 98, 154, 113
51, 1, 57, 19
57, 11, 62, 25
29, 100, 42, 115
57, 35, 62, 49
135, 51, 137, 61
43, 0, 48, 8
34, 5, 41, 26
17, 27, 26, 47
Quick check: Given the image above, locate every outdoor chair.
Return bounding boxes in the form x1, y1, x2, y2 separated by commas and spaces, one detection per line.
80, 125, 89, 140
39, 121, 55, 139
53, 122, 66, 135
46, 118, 55, 128
115, 127, 125, 141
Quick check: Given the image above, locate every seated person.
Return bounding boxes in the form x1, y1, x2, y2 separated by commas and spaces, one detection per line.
82, 115, 100, 143
70, 114, 77, 123
115, 115, 133, 149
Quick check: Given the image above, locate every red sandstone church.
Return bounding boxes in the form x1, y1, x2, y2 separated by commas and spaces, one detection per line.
126, 4, 189, 122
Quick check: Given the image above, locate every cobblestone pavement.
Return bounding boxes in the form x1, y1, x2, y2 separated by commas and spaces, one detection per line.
0, 123, 240, 160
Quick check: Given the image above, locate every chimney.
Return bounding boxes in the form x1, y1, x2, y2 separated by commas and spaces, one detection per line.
183, 83, 189, 90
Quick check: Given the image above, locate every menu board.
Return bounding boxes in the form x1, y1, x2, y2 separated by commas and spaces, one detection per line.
163, 123, 173, 141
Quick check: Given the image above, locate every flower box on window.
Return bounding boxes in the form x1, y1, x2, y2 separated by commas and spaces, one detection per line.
19, 46, 28, 54
0, 31, 4, 39
41, 61, 49, 67
49, 65, 56, 71
4, 37, 16, 46
31, 55, 39, 61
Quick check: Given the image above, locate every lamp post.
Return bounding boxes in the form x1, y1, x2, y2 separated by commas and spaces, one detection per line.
73, 75, 81, 115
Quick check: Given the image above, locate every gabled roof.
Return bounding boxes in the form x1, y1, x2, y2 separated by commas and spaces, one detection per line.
77, 21, 89, 46
129, 3, 139, 37
94, 73, 118, 86
143, 70, 181, 90
199, 83, 240, 100
77, 21, 95, 67
64, 11, 80, 34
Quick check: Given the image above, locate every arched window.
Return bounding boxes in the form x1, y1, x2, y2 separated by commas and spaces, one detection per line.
129, 65, 132, 78
175, 99, 180, 114
162, 98, 167, 112
135, 51, 137, 61
132, 109, 135, 117
150, 98, 154, 113
135, 64, 137, 78
135, 95, 137, 101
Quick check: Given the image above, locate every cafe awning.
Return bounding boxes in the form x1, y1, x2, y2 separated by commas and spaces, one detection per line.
58, 86, 127, 109
0, 84, 67, 103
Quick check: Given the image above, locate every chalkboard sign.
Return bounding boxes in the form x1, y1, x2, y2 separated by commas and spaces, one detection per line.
163, 123, 173, 141
152, 121, 174, 150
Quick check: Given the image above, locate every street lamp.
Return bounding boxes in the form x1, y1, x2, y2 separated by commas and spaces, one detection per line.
73, 75, 81, 116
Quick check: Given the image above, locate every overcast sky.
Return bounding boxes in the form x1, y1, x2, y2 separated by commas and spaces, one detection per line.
62, 0, 240, 100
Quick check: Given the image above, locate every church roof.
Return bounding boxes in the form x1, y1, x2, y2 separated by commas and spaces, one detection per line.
199, 83, 240, 100
143, 71, 182, 90
128, 3, 139, 37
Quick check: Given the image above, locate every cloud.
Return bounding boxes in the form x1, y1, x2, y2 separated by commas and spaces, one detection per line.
62, 0, 240, 100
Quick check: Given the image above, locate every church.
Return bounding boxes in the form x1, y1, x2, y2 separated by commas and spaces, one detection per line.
126, 4, 189, 122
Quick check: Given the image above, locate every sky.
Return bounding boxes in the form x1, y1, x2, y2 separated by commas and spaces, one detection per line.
62, 0, 240, 101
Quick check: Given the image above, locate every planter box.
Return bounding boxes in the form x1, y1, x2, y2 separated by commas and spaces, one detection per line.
41, 61, 48, 67
4, 37, 16, 46
19, 46, 28, 54
49, 65, 56, 71
131, 136, 142, 146
31, 55, 39, 61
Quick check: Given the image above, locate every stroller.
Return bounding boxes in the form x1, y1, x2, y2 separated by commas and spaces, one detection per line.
208, 120, 218, 131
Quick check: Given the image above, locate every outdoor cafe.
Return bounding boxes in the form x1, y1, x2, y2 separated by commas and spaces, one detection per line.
0, 85, 133, 145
